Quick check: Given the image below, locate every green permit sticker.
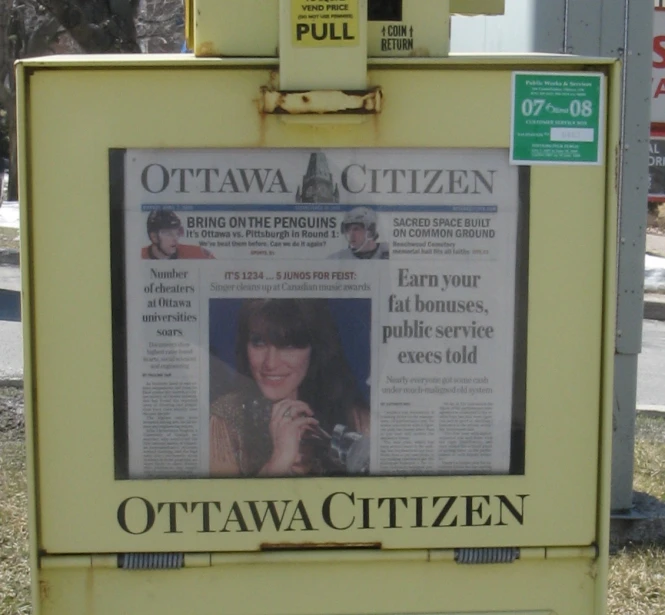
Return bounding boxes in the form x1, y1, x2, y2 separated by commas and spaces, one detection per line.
510, 72, 605, 165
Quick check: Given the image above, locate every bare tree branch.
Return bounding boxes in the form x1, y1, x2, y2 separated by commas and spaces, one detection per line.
35, 0, 141, 53
0, 0, 186, 198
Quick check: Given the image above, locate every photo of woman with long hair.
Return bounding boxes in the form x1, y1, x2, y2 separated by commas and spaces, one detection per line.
209, 298, 370, 477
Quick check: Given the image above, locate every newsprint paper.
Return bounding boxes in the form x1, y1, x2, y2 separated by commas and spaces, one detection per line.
114, 148, 524, 480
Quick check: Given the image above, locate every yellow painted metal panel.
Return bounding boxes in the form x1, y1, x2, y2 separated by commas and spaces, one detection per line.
184, 0, 193, 50
526, 164, 605, 519
450, 0, 505, 15
39, 558, 595, 615
279, 0, 368, 89
367, 0, 451, 58
14, 53, 616, 68
194, 0, 280, 57
594, 58, 622, 615
15, 60, 43, 615
18, 60, 614, 559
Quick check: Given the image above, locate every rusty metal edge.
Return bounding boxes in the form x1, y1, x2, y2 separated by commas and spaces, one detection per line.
259, 87, 382, 115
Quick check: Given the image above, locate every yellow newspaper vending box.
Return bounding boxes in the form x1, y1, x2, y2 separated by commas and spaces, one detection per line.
19, 2, 618, 614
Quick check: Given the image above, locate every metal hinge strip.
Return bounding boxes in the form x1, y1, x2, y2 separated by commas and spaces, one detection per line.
39, 544, 597, 570
429, 545, 597, 564
455, 547, 519, 564
119, 553, 184, 570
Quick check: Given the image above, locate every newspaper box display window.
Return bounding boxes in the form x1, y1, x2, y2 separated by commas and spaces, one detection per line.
111, 148, 528, 480
18, 50, 617, 615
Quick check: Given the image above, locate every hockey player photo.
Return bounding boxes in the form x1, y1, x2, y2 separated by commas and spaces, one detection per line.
329, 207, 390, 260
141, 210, 215, 260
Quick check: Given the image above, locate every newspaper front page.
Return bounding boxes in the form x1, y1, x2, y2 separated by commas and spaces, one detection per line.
115, 148, 523, 479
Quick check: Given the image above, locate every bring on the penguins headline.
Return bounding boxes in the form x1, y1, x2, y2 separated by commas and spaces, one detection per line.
184, 214, 339, 248
182, 213, 494, 249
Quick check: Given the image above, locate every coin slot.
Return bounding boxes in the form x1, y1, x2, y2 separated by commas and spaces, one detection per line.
368, 0, 402, 22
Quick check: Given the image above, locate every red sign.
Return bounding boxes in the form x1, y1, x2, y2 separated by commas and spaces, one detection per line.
653, 9, 665, 124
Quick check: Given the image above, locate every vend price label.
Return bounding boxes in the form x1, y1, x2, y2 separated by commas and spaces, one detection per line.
510, 72, 605, 165
291, 0, 359, 47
